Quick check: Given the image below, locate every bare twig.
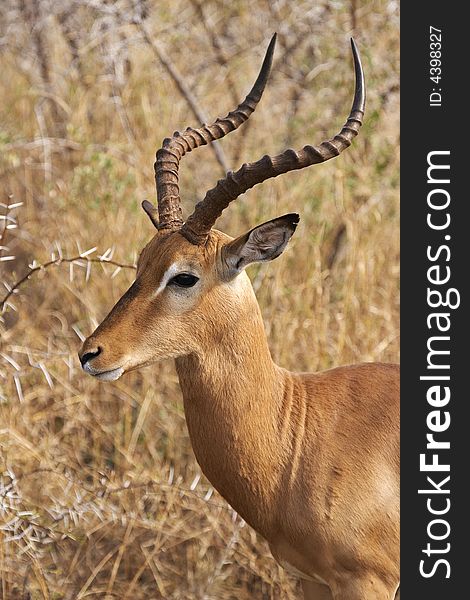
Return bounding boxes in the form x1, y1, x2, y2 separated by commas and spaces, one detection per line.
19, 0, 67, 138
188, 0, 253, 165
189, 0, 239, 105
97, 9, 137, 147
136, 20, 229, 174
350, 0, 358, 36
57, 4, 84, 78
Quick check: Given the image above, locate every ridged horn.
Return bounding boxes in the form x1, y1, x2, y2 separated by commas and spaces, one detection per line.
151, 34, 277, 231
181, 38, 366, 245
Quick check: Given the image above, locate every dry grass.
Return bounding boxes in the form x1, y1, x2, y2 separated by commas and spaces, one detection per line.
0, 1, 399, 598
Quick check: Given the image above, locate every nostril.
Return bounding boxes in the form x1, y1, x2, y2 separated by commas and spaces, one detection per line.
80, 347, 102, 367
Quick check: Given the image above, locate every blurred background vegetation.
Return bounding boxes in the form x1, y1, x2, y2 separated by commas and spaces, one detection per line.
0, 0, 399, 598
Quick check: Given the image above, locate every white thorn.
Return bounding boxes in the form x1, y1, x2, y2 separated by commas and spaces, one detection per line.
80, 247, 97, 258
190, 473, 201, 491
39, 362, 54, 389
13, 375, 24, 403
71, 324, 86, 342
1, 353, 21, 371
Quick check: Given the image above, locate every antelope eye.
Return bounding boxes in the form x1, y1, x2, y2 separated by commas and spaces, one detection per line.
168, 273, 199, 288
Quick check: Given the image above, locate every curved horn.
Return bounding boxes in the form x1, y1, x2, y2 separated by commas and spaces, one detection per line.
152, 34, 277, 231
181, 38, 366, 245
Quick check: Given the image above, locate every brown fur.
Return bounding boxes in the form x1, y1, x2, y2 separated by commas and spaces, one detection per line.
80, 228, 400, 599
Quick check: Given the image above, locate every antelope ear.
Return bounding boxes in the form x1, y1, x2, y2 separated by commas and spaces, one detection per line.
222, 213, 299, 278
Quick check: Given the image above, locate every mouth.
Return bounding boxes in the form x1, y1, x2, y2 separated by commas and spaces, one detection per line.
82, 363, 124, 382
93, 367, 124, 381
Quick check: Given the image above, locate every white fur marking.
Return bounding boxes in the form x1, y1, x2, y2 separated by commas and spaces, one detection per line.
153, 263, 181, 297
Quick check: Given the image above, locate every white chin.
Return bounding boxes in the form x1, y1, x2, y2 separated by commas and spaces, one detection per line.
94, 367, 124, 382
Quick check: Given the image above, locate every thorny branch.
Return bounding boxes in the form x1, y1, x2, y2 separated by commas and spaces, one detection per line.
1, 200, 136, 315
1, 255, 136, 313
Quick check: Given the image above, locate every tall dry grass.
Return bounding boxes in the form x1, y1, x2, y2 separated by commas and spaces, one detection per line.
0, 1, 399, 598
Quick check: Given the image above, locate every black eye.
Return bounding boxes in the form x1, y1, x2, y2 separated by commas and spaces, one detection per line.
168, 273, 199, 288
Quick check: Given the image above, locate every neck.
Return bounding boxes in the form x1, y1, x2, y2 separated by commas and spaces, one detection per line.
175, 287, 286, 536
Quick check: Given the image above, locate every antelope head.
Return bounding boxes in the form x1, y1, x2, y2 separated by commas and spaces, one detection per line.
79, 35, 365, 381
